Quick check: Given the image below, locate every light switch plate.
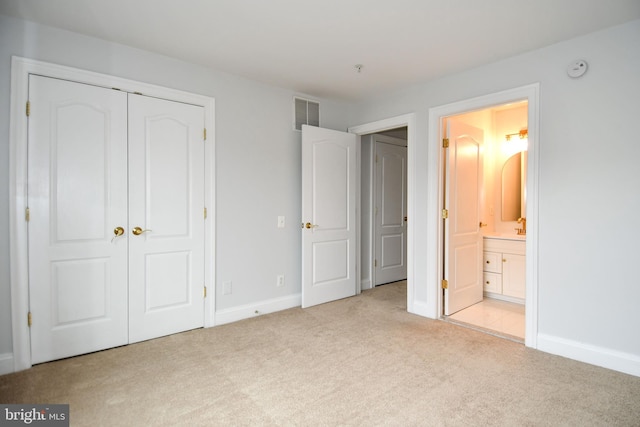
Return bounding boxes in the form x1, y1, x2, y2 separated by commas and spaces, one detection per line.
277, 216, 285, 228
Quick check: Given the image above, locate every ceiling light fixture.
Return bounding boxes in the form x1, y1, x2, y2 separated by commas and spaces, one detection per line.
354, 64, 363, 73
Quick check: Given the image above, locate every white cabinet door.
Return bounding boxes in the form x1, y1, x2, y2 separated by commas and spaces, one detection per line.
502, 253, 526, 299
301, 125, 357, 308
374, 142, 407, 285
444, 120, 484, 315
28, 76, 129, 364
128, 95, 205, 343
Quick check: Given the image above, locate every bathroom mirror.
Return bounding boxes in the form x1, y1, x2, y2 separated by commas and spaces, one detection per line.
501, 152, 527, 221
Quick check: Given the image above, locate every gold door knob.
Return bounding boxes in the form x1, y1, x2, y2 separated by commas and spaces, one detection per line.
111, 226, 125, 242
304, 222, 319, 229
132, 227, 152, 236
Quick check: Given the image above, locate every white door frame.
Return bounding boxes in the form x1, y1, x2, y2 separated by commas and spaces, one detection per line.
428, 84, 539, 348
348, 114, 416, 313
9, 57, 216, 371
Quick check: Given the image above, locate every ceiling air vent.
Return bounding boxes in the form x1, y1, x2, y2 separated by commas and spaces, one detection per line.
294, 97, 320, 131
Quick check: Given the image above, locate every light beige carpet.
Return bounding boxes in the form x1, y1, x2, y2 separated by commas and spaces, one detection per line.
1, 281, 639, 426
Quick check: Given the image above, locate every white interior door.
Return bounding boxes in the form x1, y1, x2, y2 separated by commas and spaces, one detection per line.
374, 141, 407, 285
301, 125, 357, 308
128, 95, 205, 343
28, 75, 129, 364
443, 119, 484, 315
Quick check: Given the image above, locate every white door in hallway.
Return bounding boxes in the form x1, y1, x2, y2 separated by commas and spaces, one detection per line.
128, 95, 205, 343
374, 141, 407, 285
28, 75, 129, 364
443, 119, 484, 315
301, 125, 357, 308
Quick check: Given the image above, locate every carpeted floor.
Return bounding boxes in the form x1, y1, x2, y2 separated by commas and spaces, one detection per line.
1, 281, 639, 426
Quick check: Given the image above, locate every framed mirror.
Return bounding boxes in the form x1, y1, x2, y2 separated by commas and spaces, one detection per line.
501, 151, 527, 221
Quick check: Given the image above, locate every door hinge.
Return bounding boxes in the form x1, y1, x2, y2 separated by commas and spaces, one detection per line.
442, 138, 449, 148
25, 207, 30, 222
204, 286, 207, 298
442, 209, 449, 219
27, 311, 32, 327
441, 279, 448, 290
26, 101, 31, 117
204, 207, 207, 219
374, 259, 378, 267
204, 128, 207, 141
375, 154, 378, 163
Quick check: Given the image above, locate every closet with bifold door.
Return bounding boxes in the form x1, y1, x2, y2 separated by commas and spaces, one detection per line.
27, 75, 206, 364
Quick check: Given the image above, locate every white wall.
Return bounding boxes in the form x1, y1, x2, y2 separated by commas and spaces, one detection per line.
348, 20, 640, 372
0, 14, 351, 359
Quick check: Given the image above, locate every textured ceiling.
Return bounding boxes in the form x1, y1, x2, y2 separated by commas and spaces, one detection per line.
1, 0, 639, 100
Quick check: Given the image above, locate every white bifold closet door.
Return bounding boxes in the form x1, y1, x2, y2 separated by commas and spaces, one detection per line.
28, 75, 205, 364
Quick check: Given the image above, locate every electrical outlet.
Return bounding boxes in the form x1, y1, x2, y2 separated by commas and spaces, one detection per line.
276, 274, 285, 287
223, 281, 232, 295
277, 216, 285, 228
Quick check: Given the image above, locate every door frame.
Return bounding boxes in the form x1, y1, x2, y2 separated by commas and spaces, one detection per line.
428, 84, 539, 348
348, 114, 416, 313
9, 57, 216, 371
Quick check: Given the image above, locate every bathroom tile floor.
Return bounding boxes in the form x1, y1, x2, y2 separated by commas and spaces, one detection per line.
447, 298, 525, 341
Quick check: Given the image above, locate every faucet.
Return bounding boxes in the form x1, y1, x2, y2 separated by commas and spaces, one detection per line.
515, 217, 526, 235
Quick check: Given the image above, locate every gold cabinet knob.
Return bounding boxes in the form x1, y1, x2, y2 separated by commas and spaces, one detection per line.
132, 226, 152, 236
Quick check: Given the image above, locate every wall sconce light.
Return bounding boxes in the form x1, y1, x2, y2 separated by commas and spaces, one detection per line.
505, 129, 528, 141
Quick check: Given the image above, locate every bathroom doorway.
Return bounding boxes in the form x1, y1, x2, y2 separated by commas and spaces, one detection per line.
441, 101, 528, 341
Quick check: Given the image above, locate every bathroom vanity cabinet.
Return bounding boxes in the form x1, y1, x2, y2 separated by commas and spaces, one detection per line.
482, 237, 525, 303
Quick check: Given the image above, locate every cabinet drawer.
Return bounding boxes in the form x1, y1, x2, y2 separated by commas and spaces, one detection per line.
483, 272, 502, 294
483, 251, 502, 273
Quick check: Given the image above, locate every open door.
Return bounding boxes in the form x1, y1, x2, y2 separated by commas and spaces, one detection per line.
301, 125, 357, 308
443, 119, 484, 315
374, 141, 407, 285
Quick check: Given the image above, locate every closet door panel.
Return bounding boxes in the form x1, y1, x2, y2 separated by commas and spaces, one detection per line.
128, 95, 205, 343
28, 75, 129, 364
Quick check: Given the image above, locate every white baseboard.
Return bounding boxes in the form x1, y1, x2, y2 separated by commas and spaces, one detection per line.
484, 292, 524, 305
360, 279, 372, 291
537, 334, 640, 377
0, 353, 14, 375
214, 294, 301, 326
409, 300, 434, 319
